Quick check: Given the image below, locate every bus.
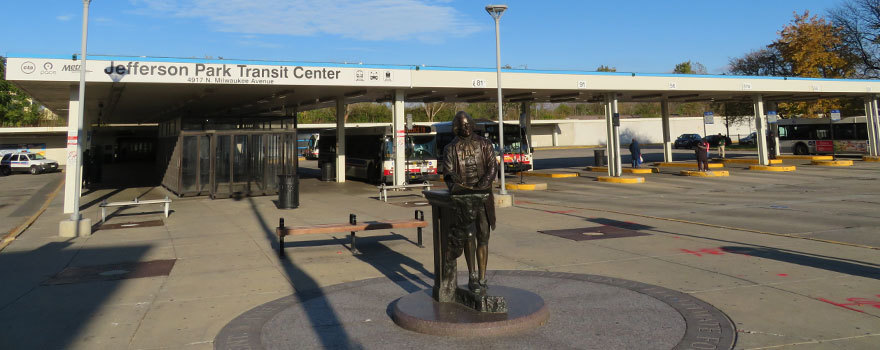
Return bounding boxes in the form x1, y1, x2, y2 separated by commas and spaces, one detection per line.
305, 133, 320, 160
434, 120, 533, 174
777, 116, 870, 155
318, 125, 438, 184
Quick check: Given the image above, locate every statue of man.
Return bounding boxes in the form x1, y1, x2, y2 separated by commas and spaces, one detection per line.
442, 111, 497, 294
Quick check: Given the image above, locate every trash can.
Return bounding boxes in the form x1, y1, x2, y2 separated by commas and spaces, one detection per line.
320, 162, 336, 181
277, 174, 299, 209
594, 149, 607, 167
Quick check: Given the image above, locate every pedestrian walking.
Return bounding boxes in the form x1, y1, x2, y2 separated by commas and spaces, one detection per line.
695, 138, 710, 171
717, 133, 726, 158
628, 138, 642, 168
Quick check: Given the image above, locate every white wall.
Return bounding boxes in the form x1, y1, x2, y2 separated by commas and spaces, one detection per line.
530, 116, 756, 147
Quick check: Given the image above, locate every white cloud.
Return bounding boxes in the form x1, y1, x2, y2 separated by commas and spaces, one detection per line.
129, 0, 481, 41
56, 14, 73, 21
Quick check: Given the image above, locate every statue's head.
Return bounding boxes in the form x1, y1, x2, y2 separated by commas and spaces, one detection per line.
452, 111, 473, 138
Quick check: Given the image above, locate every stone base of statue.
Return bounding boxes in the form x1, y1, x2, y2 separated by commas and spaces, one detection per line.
391, 283, 548, 336
454, 287, 507, 313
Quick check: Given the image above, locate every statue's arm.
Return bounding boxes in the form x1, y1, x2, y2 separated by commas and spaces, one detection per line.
478, 140, 498, 189
442, 144, 461, 189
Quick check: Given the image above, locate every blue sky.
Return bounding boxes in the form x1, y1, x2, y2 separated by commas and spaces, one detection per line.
1, 0, 844, 74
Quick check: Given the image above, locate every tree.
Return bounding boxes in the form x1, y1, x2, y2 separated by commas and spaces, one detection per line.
1, 56, 44, 126
673, 60, 707, 74
422, 102, 446, 123
728, 48, 791, 76
596, 65, 616, 72
828, 0, 880, 78
773, 11, 855, 116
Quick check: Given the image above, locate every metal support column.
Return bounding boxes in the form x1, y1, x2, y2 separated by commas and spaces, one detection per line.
63, 86, 83, 214
661, 98, 672, 162
753, 95, 769, 166
335, 97, 346, 183
520, 102, 532, 152
871, 95, 880, 156
392, 90, 406, 186
611, 94, 622, 176
867, 99, 874, 155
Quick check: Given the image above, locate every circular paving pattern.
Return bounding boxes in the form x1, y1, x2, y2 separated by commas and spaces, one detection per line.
215, 270, 736, 350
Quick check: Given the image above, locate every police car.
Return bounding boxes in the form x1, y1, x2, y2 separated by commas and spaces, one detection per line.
0, 152, 59, 175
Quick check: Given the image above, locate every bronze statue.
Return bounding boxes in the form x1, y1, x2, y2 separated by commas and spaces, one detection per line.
442, 111, 498, 295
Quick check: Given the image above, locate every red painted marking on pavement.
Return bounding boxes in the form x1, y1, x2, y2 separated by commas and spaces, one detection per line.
680, 248, 725, 257
545, 210, 576, 214
777, 273, 788, 277
818, 298, 866, 313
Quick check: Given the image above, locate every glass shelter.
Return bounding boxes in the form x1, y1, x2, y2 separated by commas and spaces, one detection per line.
159, 118, 297, 198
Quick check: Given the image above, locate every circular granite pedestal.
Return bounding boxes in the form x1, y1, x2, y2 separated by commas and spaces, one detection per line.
215, 271, 736, 350
391, 286, 550, 336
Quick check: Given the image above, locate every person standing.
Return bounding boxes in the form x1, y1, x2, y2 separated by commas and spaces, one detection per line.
717, 133, 726, 158
628, 138, 642, 168
695, 137, 710, 171
767, 130, 777, 160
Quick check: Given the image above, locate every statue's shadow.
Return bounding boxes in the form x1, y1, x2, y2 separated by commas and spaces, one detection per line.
333, 233, 434, 294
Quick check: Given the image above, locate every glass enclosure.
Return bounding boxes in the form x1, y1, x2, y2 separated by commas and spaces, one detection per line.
166, 130, 297, 198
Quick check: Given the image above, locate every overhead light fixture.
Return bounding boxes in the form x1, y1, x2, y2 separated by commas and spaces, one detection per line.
457, 92, 485, 98
406, 91, 435, 99
550, 92, 581, 99
423, 96, 446, 103
505, 92, 535, 99
510, 97, 535, 102
344, 90, 367, 98
467, 97, 490, 103
668, 94, 700, 99
632, 93, 662, 99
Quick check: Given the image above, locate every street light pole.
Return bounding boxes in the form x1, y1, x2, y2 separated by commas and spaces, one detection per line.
71, 0, 91, 222
486, 4, 508, 195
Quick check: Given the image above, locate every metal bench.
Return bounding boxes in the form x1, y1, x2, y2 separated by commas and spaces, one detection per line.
377, 182, 433, 202
276, 210, 427, 258
100, 196, 171, 223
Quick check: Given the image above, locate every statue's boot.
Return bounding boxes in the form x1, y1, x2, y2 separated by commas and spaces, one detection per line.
468, 272, 483, 294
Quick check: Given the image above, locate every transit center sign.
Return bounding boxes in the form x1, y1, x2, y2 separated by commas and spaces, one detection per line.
5, 57, 412, 87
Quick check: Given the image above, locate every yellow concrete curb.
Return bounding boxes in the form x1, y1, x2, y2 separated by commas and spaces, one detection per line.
654, 162, 723, 169
749, 165, 796, 172
863, 156, 880, 162
680, 170, 730, 177
721, 158, 782, 165
517, 172, 579, 178
811, 160, 854, 166
777, 155, 833, 160
584, 166, 657, 174
505, 183, 548, 190
597, 176, 645, 184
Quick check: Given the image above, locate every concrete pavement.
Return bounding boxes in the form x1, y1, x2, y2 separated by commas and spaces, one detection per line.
0, 149, 878, 349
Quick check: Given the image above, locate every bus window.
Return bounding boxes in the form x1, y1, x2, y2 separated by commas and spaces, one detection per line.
409, 136, 436, 159
778, 125, 789, 139
856, 123, 868, 139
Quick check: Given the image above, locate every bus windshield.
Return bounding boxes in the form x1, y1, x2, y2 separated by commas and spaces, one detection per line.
408, 136, 436, 159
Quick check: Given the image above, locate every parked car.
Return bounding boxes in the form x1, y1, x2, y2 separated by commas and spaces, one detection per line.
704, 135, 732, 147
673, 134, 703, 149
739, 132, 757, 145
0, 154, 11, 176
0, 152, 59, 174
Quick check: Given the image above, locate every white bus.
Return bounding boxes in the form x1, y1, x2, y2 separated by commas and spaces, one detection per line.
777, 117, 870, 155
318, 125, 438, 183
